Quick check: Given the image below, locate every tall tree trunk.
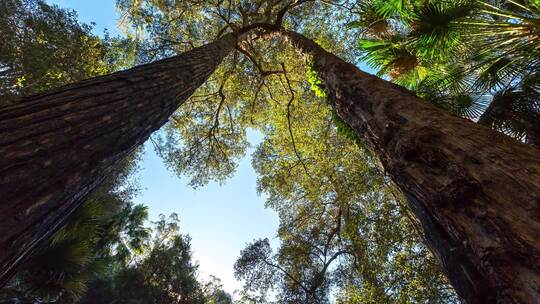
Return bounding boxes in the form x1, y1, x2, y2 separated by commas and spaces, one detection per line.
0, 33, 239, 287
270, 29, 540, 303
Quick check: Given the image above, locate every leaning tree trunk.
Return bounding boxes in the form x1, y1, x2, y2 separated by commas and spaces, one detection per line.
271, 29, 540, 303
0, 33, 239, 287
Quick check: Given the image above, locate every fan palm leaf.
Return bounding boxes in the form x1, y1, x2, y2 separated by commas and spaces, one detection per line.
353, 0, 540, 143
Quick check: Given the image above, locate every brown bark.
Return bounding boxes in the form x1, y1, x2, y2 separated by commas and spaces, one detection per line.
271, 30, 540, 303
0, 33, 239, 286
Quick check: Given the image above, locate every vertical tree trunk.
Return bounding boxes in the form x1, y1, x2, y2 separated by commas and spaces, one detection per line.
272, 30, 540, 303
0, 33, 238, 287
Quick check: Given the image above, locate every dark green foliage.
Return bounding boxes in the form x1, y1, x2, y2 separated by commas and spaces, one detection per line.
0, 152, 149, 303
0, 0, 137, 105
0, 1, 146, 302
80, 214, 232, 304
201, 276, 234, 304
351, 0, 540, 144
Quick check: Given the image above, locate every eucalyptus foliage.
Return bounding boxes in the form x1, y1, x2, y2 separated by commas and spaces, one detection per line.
115, 1, 458, 302
0, 0, 138, 104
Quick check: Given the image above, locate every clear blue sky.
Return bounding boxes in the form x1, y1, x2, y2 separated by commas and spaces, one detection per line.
45, 0, 280, 296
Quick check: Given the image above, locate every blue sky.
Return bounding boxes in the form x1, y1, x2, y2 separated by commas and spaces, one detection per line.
135, 131, 279, 296
46, 0, 280, 296
47, 0, 122, 36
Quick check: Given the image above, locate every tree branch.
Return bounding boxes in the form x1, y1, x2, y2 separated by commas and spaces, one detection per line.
262, 258, 310, 294
236, 45, 283, 76
282, 62, 312, 178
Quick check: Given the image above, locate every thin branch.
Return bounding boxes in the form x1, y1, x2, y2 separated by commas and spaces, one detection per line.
262, 258, 310, 294
282, 62, 312, 178
236, 45, 283, 76
250, 81, 264, 125
275, 0, 312, 26
149, 136, 164, 157
208, 76, 228, 139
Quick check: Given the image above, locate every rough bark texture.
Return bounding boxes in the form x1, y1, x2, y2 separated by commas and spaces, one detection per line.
273, 30, 540, 303
0, 33, 238, 287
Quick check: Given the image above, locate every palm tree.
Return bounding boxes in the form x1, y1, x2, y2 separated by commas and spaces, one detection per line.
0, 0, 154, 290
264, 26, 540, 303
353, 0, 540, 145
80, 214, 212, 304
1, 1, 539, 302
0, 156, 150, 303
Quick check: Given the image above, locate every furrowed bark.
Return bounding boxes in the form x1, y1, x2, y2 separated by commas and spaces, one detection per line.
271, 30, 540, 303
0, 33, 238, 287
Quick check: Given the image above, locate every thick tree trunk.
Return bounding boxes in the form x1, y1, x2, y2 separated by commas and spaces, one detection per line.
272, 30, 540, 303
0, 33, 238, 287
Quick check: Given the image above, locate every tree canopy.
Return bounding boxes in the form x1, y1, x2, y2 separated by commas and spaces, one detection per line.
80, 214, 233, 304
114, 0, 460, 302
0, 1, 146, 301
0, 2, 231, 303
0, 0, 137, 104
351, 0, 540, 144
2, 0, 539, 303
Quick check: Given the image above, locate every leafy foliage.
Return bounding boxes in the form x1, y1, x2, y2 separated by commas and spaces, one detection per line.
114, 1, 459, 303
0, 0, 137, 104
116, 0, 359, 187
0, 155, 149, 303
235, 77, 456, 302
350, 0, 540, 144
0, 1, 147, 302
80, 214, 233, 304
79, 214, 195, 303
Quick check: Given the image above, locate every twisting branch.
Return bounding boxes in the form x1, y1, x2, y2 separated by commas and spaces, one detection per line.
262, 258, 310, 294
208, 73, 230, 139
318, 0, 355, 10
236, 44, 283, 76
263, 81, 281, 104
149, 136, 164, 157
213, 0, 238, 32
250, 81, 264, 125
275, 0, 312, 26
321, 250, 347, 275
208, 49, 239, 139
281, 62, 312, 178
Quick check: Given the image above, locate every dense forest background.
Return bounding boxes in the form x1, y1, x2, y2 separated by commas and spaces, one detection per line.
0, 0, 538, 303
